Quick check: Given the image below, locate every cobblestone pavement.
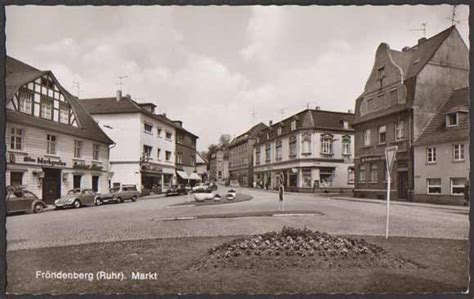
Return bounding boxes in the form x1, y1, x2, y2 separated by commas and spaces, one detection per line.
6, 187, 468, 251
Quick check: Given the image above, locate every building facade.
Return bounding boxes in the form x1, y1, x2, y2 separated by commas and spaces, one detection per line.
5, 56, 114, 204
174, 123, 200, 185
253, 109, 355, 192
228, 123, 267, 187
413, 87, 469, 205
81, 93, 181, 193
209, 146, 229, 183
195, 152, 208, 182
352, 26, 469, 201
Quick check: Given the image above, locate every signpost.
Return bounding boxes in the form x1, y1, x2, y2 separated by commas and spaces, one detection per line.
384, 146, 398, 239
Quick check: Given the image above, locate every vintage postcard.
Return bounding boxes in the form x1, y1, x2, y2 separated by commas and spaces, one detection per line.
3, 4, 470, 295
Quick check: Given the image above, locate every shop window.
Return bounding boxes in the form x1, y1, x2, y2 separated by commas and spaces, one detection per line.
427, 178, 441, 194
363, 129, 371, 146
74, 140, 83, 158
321, 134, 333, 155
302, 168, 312, 188
453, 144, 465, 161
47, 134, 57, 155
395, 120, 404, 140
10, 127, 24, 151
359, 165, 366, 182
378, 126, 386, 144
40, 97, 53, 120
446, 113, 458, 127
370, 163, 378, 182
73, 175, 82, 189
426, 147, 436, 164
93, 144, 100, 161
301, 134, 311, 155
320, 168, 333, 187
10, 172, 23, 187
347, 167, 355, 184
451, 178, 466, 195
18, 88, 33, 114
276, 140, 282, 161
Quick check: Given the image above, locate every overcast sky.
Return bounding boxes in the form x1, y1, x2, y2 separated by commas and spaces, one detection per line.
6, 5, 469, 151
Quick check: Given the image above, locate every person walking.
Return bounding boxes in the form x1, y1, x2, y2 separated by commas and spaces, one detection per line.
278, 174, 284, 212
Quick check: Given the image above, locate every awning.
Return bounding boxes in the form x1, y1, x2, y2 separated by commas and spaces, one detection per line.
176, 171, 189, 179
189, 173, 202, 181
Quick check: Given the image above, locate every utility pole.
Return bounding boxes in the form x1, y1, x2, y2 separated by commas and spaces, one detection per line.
447, 5, 460, 26
72, 81, 80, 98
409, 22, 427, 37
117, 75, 128, 92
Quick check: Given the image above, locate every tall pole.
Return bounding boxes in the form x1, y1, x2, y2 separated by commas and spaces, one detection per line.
386, 172, 391, 239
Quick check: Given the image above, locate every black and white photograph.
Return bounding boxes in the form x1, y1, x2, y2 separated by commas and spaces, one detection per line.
3, 4, 471, 295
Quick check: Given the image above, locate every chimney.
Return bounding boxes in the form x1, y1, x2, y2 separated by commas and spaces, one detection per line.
162, 113, 167, 118
116, 90, 122, 102
418, 37, 427, 45
315, 106, 321, 110
126, 94, 132, 100
348, 109, 353, 114
402, 46, 410, 52
269, 120, 273, 126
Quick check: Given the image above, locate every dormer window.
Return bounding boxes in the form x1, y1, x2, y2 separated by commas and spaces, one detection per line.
446, 113, 458, 127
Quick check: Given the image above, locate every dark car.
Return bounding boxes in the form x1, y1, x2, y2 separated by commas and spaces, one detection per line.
207, 182, 218, 191
6, 187, 46, 215
166, 185, 188, 196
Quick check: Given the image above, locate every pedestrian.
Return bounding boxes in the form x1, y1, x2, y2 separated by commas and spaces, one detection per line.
278, 175, 284, 212
464, 180, 469, 206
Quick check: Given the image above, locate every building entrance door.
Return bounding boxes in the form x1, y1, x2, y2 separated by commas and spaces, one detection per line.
92, 176, 99, 192
398, 171, 408, 199
42, 168, 61, 204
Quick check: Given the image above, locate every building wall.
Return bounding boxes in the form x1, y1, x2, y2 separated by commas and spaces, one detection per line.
140, 113, 176, 168
176, 129, 197, 170
414, 141, 469, 204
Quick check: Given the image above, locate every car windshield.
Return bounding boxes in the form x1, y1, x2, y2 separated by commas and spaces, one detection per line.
67, 189, 80, 195
110, 188, 119, 193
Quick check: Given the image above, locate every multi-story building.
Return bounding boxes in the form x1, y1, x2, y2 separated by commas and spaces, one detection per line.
5, 56, 114, 204
253, 108, 354, 192
81, 93, 180, 193
209, 146, 229, 183
174, 122, 200, 185
352, 26, 469, 200
195, 152, 208, 182
413, 87, 469, 205
228, 122, 267, 187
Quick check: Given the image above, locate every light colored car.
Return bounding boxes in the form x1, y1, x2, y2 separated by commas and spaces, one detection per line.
6, 187, 46, 215
54, 189, 97, 209
226, 189, 237, 201
111, 185, 140, 203
192, 183, 207, 192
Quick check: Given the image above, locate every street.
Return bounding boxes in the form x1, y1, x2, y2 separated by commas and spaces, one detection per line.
6, 188, 468, 251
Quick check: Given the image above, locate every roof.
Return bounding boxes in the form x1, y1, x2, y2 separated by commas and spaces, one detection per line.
81, 96, 198, 138
414, 87, 469, 146
6, 56, 114, 145
229, 122, 268, 147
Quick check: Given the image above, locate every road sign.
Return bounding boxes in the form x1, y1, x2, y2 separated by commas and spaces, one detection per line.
384, 145, 398, 239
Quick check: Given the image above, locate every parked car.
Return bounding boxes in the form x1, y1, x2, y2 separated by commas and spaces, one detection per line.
192, 183, 207, 192
193, 189, 215, 201
54, 189, 97, 209
94, 188, 116, 205
166, 185, 188, 196
226, 189, 237, 201
112, 184, 140, 203
207, 182, 218, 191
6, 186, 46, 215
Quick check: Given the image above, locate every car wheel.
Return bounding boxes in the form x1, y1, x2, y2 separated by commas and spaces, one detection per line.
117, 197, 124, 203
131, 196, 137, 202
73, 200, 81, 209
33, 203, 44, 213
95, 198, 103, 206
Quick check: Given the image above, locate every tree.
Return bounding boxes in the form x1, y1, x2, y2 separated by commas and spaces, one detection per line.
219, 134, 232, 147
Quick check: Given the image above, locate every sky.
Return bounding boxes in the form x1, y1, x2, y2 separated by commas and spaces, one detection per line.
6, 5, 469, 151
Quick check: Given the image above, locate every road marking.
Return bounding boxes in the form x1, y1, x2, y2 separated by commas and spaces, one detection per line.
154, 216, 197, 221
165, 205, 195, 208
272, 213, 321, 217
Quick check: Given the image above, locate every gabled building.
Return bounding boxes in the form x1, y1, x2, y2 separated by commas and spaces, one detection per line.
352, 26, 469, 200
173, 121, 200, 186
253, 108, 354, 192
228, 122, 268, 187
5, 56, 114, 204
81, 93, 184, 193
209, 145, 229, 183
413, 87, 469, 205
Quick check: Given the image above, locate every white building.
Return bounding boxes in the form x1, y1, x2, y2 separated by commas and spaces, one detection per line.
5, 56, 114, 204
81, 93, 177, 193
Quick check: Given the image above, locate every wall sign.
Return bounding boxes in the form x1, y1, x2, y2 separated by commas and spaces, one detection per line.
23, 156, 66, 167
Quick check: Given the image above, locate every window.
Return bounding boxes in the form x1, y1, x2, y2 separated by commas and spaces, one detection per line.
176, 152, 183, 164
143, 145, 152, 159
378, 126, 386, 144
40, 97, 53, 120
165, 151, 172, 161
18, 88, 33, 114
348, 167, 355, 184
427, 178, 441, 194
157, 148, 161, 160
321, 134, 333, 155
389, 89, 398, 106
302, 168, 312, 188
177, 134, 183, 144
342, 135, 351, 156
157, 128, 162, 138
265, 144, 271, 163
301, 134, 311, 154
289, 136, 297, 157
343, 120, 349, 129
9, 127, 24, 151
395, 121, 404, 140
377, 66, 385, 80
10, 172, 23, 187
291, 120, 296, 131
93, 144, 100, 161
166, 131, 173, 140
370, 163, 378, 182
41, 77, 54, 89
59, 104, 69, 124
446, 113, 458, 127
451, 178, 466, 195
46, 134, 57, 155
363, 129, 371, 146
277, 127, 282, 136
276, 140, 282, 161
74, 140, 83, 158
359, 165, 366, 182
453, 144, 465, 161
144, 123, 153, 134
255, 147, 261, 165
320, 168, 333, 187
427, 147, 436, 163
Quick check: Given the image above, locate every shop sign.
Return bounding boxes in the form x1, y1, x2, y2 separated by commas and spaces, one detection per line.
23, 156, 66, 167
141, 164, 163, 173
360, 156, 385, 163
73, 161, 103, 171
